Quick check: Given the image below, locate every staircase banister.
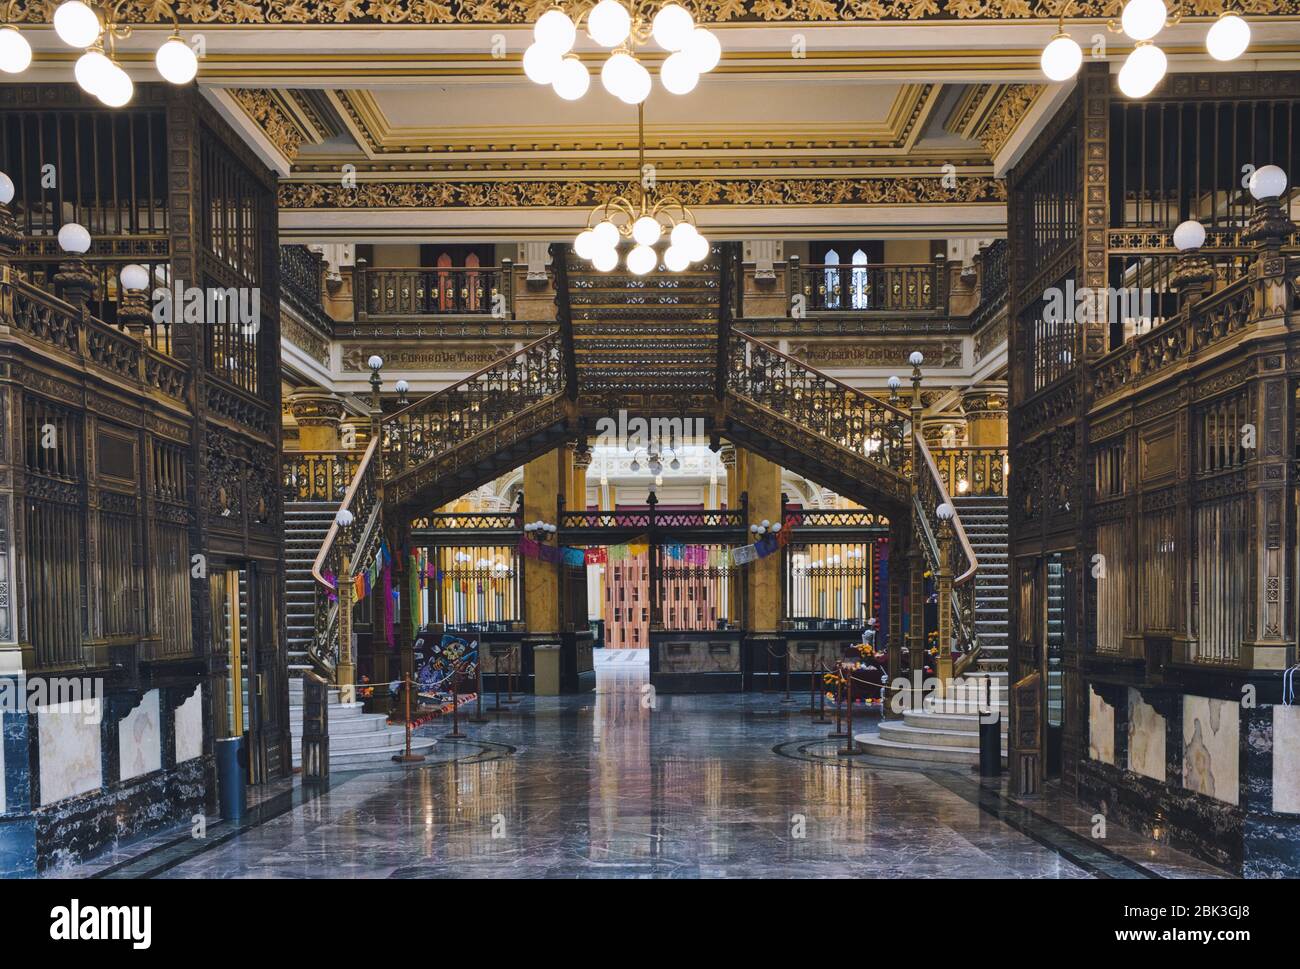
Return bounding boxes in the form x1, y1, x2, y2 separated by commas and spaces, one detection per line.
732, 329, 912, 421
311, 435, 380, 590
381, 329, 562, 426
913, 430, 978, 587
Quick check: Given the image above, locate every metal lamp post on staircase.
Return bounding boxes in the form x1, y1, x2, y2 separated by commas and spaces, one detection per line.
907, 351, 927, 702
935, 501, 955, 697
334, 507, 357, 703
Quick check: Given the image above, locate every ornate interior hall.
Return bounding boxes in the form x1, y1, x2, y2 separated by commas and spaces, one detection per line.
0, 0, 1298, 900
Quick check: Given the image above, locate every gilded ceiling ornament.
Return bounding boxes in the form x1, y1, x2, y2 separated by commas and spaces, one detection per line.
7, 0, 1298, 25
279, 174, 1006, 208
230, 88, 306, 161
976, 83, 1045, 157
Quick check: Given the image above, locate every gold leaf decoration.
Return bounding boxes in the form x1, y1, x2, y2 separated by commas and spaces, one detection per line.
7, 0, 1299, 24
279, 174, 1007, 208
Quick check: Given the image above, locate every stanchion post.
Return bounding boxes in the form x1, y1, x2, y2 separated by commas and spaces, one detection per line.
504, 647, 520, 705
838, 665, 863, 756
492, 653, 503, 711
393, 675, 426, 763
446, 670, 466, 739
813, 660, 830, 725
828, 662, 847, 738
469, 658, 489, 724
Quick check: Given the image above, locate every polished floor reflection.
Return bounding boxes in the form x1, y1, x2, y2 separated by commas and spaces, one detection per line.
59, 650, 1225, 879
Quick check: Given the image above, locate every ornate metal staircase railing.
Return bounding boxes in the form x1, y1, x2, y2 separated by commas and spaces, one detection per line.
309, 436, 381, 679
305, 333, 573, 683
379, 331, 571, 511
723, 329, 912, 511
913, 431, 980, 666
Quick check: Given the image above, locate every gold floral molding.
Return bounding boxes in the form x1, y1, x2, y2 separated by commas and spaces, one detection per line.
976, 83, 1046, 158
230, 88, 306, 162
280, 174, 1006, 208
7, 0, 1299, 25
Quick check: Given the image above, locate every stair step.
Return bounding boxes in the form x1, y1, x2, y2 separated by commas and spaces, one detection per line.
291, 736, 439, 769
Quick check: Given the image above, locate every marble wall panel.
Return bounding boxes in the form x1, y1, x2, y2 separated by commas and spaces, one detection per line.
1127, 688, 1166, 783
37, 700, 103, 806
175, 688, 203, 764
118, 691, 162, 782
1088, 686, 1115, 765
1183, 695, 1239, 807
0, 706, 5, 814
1273, 705, 1300, 814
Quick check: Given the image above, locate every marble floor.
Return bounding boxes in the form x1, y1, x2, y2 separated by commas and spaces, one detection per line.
54, 651, 1227, 879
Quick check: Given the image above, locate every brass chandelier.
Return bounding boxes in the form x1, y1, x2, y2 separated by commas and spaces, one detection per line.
0, 0, 198, 106
573, 105, 709, 275
524, 0, 721, 103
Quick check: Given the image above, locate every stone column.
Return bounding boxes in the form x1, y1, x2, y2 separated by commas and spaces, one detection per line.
922, 415, 966, 450
523, 449, 563, 639
960, 383, 1008, 448
570, 445, 592, 512
720, 444, 739, 623
743, 449, 783, 633
740, 240, 787, 317
287, 388, 345, 450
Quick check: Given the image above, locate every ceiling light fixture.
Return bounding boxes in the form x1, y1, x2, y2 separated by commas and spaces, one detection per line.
1039, 2, 1249, 95
523, 1, 721, 104
1, 1, 199, 103
573, 105, 709, 274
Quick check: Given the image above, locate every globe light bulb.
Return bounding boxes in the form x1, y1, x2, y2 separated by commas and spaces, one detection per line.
627, 244, 657, 275
1172, 219, 1205, 251
664, 244, 690, 272
552, 55, 590, 101
1206, 13, 1250, 62
683, 28, 721, 73
53, 1, 101, 49
534, 8, 577, 54
523, 42, 562, 84
1248, 165, 1288, 201
0, 26, 32, 74
686, 231, 709, 263
592, 220, 620, 250
74, 48, 112, 94
155, 36, 198, 84
601, 51, 637, 98
120, 263, 149, 290
0, 171, 12, 205
592, 246, 619, 272
670, 221, 698, 247
1117, 41, 1166, 99
98, 62, 133, 107
58, 222, 91, 254
632, 215, 662, 246
1120, 0, 1166, 41
587, 0, 631, 47
660, 51, 699, 95
652, 3, 695, 52
575, 229, 598, 259
1040, 32, 1082, 82
617, 58, 651, 105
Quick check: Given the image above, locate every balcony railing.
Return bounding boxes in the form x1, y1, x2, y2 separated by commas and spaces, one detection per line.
930, 446, 1009, 498
355, 262, 511, 320
789, 258, 942, 312
282, 449, 363, 502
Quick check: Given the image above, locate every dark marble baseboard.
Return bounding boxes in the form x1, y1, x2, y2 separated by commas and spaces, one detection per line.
1079, 759, 1244, 873
0, 757, 209, 877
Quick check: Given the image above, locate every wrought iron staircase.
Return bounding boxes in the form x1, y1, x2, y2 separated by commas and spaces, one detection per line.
307, 331, 576, 680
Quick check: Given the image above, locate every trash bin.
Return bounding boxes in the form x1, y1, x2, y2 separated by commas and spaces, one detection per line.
533, 643, 561, 696
216, 736, 247, 822
979, 709, 1002, 778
